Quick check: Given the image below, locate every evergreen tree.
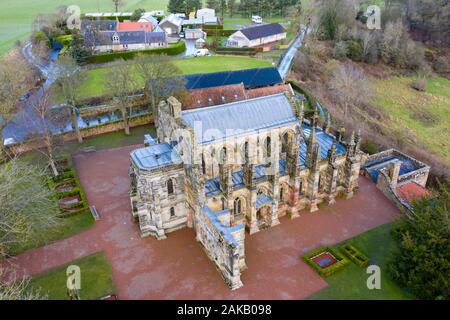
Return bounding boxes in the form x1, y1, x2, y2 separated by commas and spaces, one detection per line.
389, 183, 450, 300
168, 0, 186, 13
206, 0, 220, 11
227, 0, 237, 17
219, 0, 227, 18
186, 0, 202, 14
69, 29, 89, 65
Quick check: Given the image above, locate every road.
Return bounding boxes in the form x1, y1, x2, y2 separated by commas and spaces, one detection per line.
277, 26, 308, 80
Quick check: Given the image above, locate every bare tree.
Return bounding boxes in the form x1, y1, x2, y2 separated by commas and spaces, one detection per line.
0, 58, 31, 161
0, 159, 61, 258
26, 89, 70, 176
0, 275, 47, 300
329, 63, 372, 117
105, 60, 136, 135
112, 0, 122, 13
57, 55, 84, 143
134, 54, 186, 119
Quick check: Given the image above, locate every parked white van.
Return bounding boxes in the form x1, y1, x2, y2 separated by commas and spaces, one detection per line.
194, 49, 210, 57
252, 16, 263, 24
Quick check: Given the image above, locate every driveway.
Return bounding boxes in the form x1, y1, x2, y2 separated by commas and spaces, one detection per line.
3, 145, 400, 299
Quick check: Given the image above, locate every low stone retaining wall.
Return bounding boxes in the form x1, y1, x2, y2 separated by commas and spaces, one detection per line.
8, 114, 154, 155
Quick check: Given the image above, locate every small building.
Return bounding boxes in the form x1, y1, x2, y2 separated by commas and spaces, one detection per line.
182, 16, 219, 26
185, 28, 206, 40
159, 14, 183, 35
197, 8, 215, 19
227, 23, 287, 48
195, 38, 206, 48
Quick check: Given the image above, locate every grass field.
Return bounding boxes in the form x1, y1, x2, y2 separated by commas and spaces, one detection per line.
0, 0, 169, 57
30, 252, 115, 300
372, 76, 450, 164
72, 55, 273, 99
309, 222, 415, 300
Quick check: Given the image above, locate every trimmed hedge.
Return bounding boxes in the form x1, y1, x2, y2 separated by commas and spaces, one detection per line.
87, 41, 186, 64
203, 29, 236, 37
339, 244, 369, 267
303, 246, 349, 277
48, 157, 90, 218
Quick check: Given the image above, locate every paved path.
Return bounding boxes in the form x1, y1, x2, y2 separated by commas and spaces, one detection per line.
278, 26, 307, 80
2, 145, 400, 299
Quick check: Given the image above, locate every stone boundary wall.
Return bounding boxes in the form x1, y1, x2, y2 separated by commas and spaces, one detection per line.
8, 114, 154, 155
376, 169, 415, 218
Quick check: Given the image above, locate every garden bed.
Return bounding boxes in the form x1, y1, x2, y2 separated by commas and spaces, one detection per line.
339, 244, 369, 267
303, 246, 349, 277
48, 157, 89, 217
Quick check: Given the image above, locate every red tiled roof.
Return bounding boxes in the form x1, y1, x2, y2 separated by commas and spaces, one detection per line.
245, 84, 292, 99
117, 22, 152, 32
183, 83, 292, 110
183, 84, 247, 110
396, 182, 430, 205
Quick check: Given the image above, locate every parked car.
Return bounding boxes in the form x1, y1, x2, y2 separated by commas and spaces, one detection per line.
252, 16, 263, 24
194, 49, 210, 57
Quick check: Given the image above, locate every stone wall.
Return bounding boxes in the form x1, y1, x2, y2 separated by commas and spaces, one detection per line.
8, 114, 154, 155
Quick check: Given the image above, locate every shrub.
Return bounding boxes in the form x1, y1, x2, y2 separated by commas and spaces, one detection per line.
87, 41, 187, 64
433, 56, 450, 73
49, 157, 90, 218
339, 244, 369, 267
303, 246, 349, 277
332, 41, 348, 60
362, 139, 378, 155
345, 39, 363, 61
410, 78, 427, 92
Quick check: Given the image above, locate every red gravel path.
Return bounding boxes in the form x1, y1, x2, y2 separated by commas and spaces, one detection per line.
2, 145, 400, 299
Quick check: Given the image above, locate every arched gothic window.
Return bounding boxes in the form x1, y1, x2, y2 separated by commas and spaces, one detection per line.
264, 137, 271, 158
167, 179, 174, 195
234, 198, 242, 216
281, 132, 289, 154
170, 207, 175, 217
201, 153, 206, 175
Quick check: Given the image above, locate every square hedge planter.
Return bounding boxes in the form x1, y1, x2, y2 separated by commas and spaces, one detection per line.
303, 246, 349, 277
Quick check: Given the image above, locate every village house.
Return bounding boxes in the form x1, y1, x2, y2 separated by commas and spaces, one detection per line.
82, 18, 167, 52
184, 28, 207, 40
227, 23, 287, 48
84, 30, 167, 53
159, 14, 183, 36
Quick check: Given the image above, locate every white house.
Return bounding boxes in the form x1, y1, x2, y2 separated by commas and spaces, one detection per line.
197, 8, 215, 19
159, 14, 183, 35
227, 23, 287, 48
185, 29, 207, 40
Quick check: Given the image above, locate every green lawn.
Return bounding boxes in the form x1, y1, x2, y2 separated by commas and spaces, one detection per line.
10, 212, 94, 256
372, 76, 450, 164
0, 0, 169, 57
30, 252, 115, 300
309, 222, 415, 300
223, 17, 289, 30
73, 55, 273, 99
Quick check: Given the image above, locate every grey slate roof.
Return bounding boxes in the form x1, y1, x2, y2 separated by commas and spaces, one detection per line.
181, 93, 297, 144
84, 30, 166, 46
81, 19, 117, 31
131, 143, 181, 170
240, 23, 286, 40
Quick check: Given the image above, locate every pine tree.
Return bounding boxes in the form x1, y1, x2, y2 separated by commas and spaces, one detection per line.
168, 0, 186, 13
227, 0, 237, 17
